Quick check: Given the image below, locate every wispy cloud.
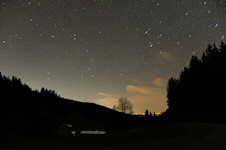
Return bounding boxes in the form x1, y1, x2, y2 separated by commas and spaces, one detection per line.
126, 84, 167, 113
97, 92, 114, 97
93, 78, 168, 113
152, 77, 167, 87
158, 51, 178, 65
161, 51, 177, 61
128, 79, 147, 85
93, 92, 119, 109
126, 85, 154, 95
94, 97, 119, 108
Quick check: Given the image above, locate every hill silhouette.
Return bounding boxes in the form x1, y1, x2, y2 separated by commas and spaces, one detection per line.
1, 42, 225, 138
0, 74, 135, 137
166, 41, 226, 122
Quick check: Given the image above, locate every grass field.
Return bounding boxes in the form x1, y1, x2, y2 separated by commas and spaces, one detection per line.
1, 123, 225, 150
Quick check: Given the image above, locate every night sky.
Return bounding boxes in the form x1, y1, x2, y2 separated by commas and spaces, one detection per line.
0, 0, 225, 113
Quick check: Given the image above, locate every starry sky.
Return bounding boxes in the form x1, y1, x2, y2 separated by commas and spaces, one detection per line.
0, 0, 225, 113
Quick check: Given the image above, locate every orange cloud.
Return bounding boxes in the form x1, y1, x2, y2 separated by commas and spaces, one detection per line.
93, 78, 168, 113
161, 51, 177, 61
126, 85, 154, 95
152, 77, 167, 87
97, 92, 114, 97
158, 51, 178, 65
94, 97, 119, 108
93, 92, 119, 109
126, 84, 167, 113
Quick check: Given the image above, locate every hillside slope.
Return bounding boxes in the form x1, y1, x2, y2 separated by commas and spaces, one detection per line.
0, 74, 134, 137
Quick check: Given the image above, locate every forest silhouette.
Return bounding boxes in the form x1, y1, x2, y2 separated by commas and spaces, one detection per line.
0, 42, 226, 138
166, 41, 226, 122
0, 74, 135, 136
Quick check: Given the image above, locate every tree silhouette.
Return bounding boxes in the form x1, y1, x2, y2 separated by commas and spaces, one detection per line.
189, 56, 201, 68
166, 41, 226, 122
116, 97, 133, 114
149, 111, 152, 117
145, 109, 149, 117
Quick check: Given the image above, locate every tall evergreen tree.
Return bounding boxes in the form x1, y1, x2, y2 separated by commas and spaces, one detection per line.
166, 42, 226, 122
145, 109, 149, 117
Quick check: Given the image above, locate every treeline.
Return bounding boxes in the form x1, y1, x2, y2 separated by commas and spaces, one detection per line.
166, 41, 226, 122
0, 74, 134, 136
0, 74, 59, 111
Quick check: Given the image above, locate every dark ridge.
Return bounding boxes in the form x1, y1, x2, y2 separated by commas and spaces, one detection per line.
0, 74, 135, 137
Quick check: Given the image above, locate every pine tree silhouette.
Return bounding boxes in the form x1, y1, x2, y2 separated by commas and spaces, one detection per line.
166, 42, 226, 122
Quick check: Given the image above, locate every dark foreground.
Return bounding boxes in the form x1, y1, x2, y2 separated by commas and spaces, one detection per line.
1, 123, 226, 150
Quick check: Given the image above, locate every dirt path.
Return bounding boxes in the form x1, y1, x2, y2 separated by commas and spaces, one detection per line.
114, 123, 226, 150
182, 124, 226, 150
